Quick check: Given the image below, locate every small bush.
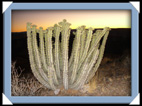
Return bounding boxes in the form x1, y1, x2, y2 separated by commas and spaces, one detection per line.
11, 62, 45, 96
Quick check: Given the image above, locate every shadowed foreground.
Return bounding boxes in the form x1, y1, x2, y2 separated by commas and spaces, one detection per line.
11, 51, 131, 96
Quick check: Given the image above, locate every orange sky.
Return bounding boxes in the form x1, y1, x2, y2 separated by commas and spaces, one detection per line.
11, 10, 131, 32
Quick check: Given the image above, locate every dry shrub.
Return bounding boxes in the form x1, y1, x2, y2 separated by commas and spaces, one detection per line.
11, 62, 46, 96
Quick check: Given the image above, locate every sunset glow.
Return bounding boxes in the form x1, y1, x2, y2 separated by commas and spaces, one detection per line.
12, 10, 131, 32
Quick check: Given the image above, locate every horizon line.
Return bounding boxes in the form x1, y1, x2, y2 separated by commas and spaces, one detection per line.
12, 28, 131, 33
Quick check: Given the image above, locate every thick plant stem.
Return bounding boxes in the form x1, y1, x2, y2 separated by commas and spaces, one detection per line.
31, 25, 50, 83
44, 30, 49, 67
59, 19, 71, 89
70, 27, 82, 84
86, 29, 110, 83
39, 27, 49, 77
70, 45, 99, 89
69, 26, 86, 71
53, 24, 61, 79
75, 49, 99, 90
27, 23, 51, 89
89, 30, 102, 51
59, 44, 62, 71
77, 27, 94, 71
71, 27, 110, 89
88, 30, 101, 62
79, 26, 87, 60
46, 27, 59, 89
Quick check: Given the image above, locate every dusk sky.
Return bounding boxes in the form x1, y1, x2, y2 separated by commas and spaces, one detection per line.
12, 10, 131, 32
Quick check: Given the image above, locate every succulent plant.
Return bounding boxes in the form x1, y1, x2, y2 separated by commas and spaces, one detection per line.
27, 19, 111, 94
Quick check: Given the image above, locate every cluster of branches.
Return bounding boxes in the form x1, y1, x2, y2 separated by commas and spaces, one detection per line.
27, 19, 110, 92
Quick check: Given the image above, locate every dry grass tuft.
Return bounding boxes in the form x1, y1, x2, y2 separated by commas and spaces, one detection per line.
11, 62, 46, 96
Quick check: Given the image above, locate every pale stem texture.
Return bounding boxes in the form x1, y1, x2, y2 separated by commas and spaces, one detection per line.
26, 19, 111, 92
